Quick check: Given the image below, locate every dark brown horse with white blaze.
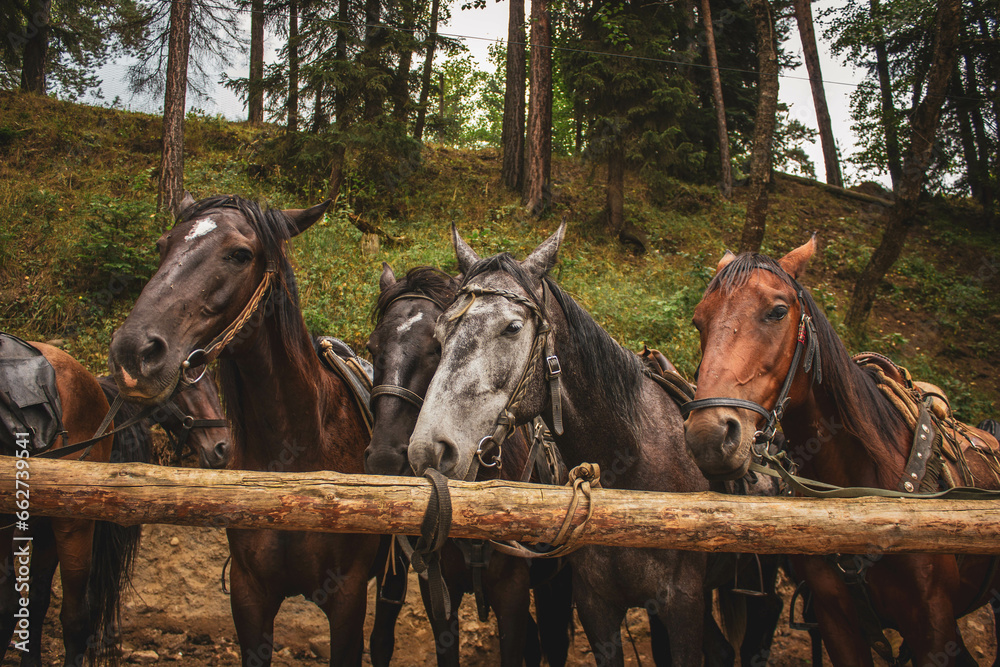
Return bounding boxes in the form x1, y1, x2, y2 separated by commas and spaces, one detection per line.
684, 237, 1000, 666
406, 224, 712, 666
364, 263, 574, 667
0, 342, 146, 667
108, 194, 401, 666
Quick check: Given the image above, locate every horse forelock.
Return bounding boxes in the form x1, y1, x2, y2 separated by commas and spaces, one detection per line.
372, 266, 457, 324
704, 251, 909, 484
460, 251, 644, 442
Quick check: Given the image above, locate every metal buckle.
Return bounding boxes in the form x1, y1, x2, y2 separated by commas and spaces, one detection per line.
476, 436, 502, 469
545, 355, 561, 378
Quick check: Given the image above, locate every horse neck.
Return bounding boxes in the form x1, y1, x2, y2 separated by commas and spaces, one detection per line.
543, 317, 645, 484
224, 316, 365, 473
780, 369, 909, 490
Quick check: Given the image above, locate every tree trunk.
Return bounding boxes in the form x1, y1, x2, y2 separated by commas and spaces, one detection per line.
413, 0, 440, 141
524, 0, 552, 215
391, 0, 416, 122
361, 0, 386, 121
19, 0, 51, 94
606, 143, 625, 235
871, 0, 902, 190
700, 0, 732, 198
157, 0, 193, 224
963, 51, 993, 214
312, 80, 327, 132
248, 0, 264, 123
8, 458, 1000, 554
287, 0, 299, 132
846, 0, 962, 328
334, 0, 350, 123
952, 68, 981, 200
501, 0, 526, 191
792, 0, 841, 187
739, 0, 780, 254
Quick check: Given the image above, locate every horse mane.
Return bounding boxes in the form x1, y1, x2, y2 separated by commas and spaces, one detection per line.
371, 266, 459, 324
711, 253, 910, 484
462, 253, 645, 443
181, 195, 313, 450
97, 376, 152, 464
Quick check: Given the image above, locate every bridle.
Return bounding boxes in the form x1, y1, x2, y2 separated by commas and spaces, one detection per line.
369, 293, 448, 412
157, 386, 228, 463
444, 281, 564, 482
680, 266, 821, 454
180, 260, 278, 382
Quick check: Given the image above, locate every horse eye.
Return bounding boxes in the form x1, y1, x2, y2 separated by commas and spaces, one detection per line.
504, 321, 523, 336
766, 305, 789, 321
227, 248, 253, 264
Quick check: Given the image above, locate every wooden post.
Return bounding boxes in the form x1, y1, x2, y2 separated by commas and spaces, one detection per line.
4, 458, 1000, 554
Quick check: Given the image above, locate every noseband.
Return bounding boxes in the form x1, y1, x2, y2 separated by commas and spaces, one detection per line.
159, 386, 228, 463
445, 281, 564, 481
681, 269, 821, 452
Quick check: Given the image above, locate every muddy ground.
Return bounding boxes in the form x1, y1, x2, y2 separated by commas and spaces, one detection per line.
7, 517, 996, 666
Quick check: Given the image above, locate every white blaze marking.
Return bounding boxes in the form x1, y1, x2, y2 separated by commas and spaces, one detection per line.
396, 312, 424, 337
184, 218, 217, 241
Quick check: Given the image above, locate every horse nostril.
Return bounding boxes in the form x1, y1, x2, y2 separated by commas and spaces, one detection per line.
139, 335, 168, 370
722, 418, 742, 452
213, 442, 229, 467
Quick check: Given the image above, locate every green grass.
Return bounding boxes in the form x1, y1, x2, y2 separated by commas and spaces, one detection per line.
1, 90, 997, 420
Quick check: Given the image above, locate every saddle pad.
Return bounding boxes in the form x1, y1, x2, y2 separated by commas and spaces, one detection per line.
0, 333, 63, 454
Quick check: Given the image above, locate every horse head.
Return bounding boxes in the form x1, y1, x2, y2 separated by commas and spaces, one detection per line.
160, 371, 231, 468
408, 223, 565, 479
108, 193, 328, 405
683, 236, 818, 480
364, 263, 458, 476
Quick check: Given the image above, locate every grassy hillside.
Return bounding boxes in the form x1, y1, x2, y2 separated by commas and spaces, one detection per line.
1, 90, 997, 421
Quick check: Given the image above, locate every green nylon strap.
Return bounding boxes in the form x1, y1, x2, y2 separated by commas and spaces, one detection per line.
749, 455, 1000, 500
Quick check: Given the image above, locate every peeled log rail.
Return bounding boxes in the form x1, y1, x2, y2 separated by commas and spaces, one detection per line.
3, 457, 1000, 554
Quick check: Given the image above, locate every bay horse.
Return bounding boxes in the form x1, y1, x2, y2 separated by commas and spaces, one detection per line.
406, 224, 709, 666
364, 263, 573, 667
107, 193, 400, 666
97, 372, 230, 469
0, 341, 146, 667
684, 237, 1000, 666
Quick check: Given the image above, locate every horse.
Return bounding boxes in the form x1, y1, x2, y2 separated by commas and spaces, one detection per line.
406, 223, 711, 666
0, 340, 146, 667
364, 263, 574, 667
106, 193, 401, 667
96, 371, 230, 469
683, 236, 1000, 666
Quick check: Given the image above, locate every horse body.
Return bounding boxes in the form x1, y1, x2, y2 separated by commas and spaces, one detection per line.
365, 264, 573, 667
108, 194, 397, 667
0, 342, 136, 667
407, 225, 708, 666
685, 238, 1000, 666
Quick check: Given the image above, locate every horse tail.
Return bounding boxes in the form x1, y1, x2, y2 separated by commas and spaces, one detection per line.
716, 584, 747, 654
90, 379, 153, 663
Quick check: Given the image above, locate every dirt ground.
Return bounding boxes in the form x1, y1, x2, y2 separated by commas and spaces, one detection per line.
7, 517, 997, 666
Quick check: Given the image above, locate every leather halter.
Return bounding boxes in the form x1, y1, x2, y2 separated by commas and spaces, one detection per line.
369, 293, 449, 412
181, 261, 278, 378
160, 389, 228, 462
681, 266, 821, 452
445, 281, 564, 482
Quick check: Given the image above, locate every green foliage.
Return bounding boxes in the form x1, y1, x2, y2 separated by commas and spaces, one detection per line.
71, 196, 158, 297
771, 104, 817, 178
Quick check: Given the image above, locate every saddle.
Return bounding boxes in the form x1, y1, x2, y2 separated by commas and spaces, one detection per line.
639, 344, 696, 407
315, 336, 375, 435
0, 333, 64, 454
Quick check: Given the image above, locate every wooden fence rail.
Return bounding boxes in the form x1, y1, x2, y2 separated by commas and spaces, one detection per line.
2, 456, 1000, 554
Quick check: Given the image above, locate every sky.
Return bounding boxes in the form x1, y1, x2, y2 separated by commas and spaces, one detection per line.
92, 0, 877, 186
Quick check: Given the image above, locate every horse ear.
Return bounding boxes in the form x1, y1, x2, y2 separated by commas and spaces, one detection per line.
171, 191, 196, 219
453, 224, 481, 275
522, 220, 567, 279
778, 234, 818, 279
715, 250, 736, 275
379, 262, 396, 293
284, 200, 331, 238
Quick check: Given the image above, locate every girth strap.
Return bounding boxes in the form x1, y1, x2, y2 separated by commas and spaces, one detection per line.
825, 554, 901, 666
